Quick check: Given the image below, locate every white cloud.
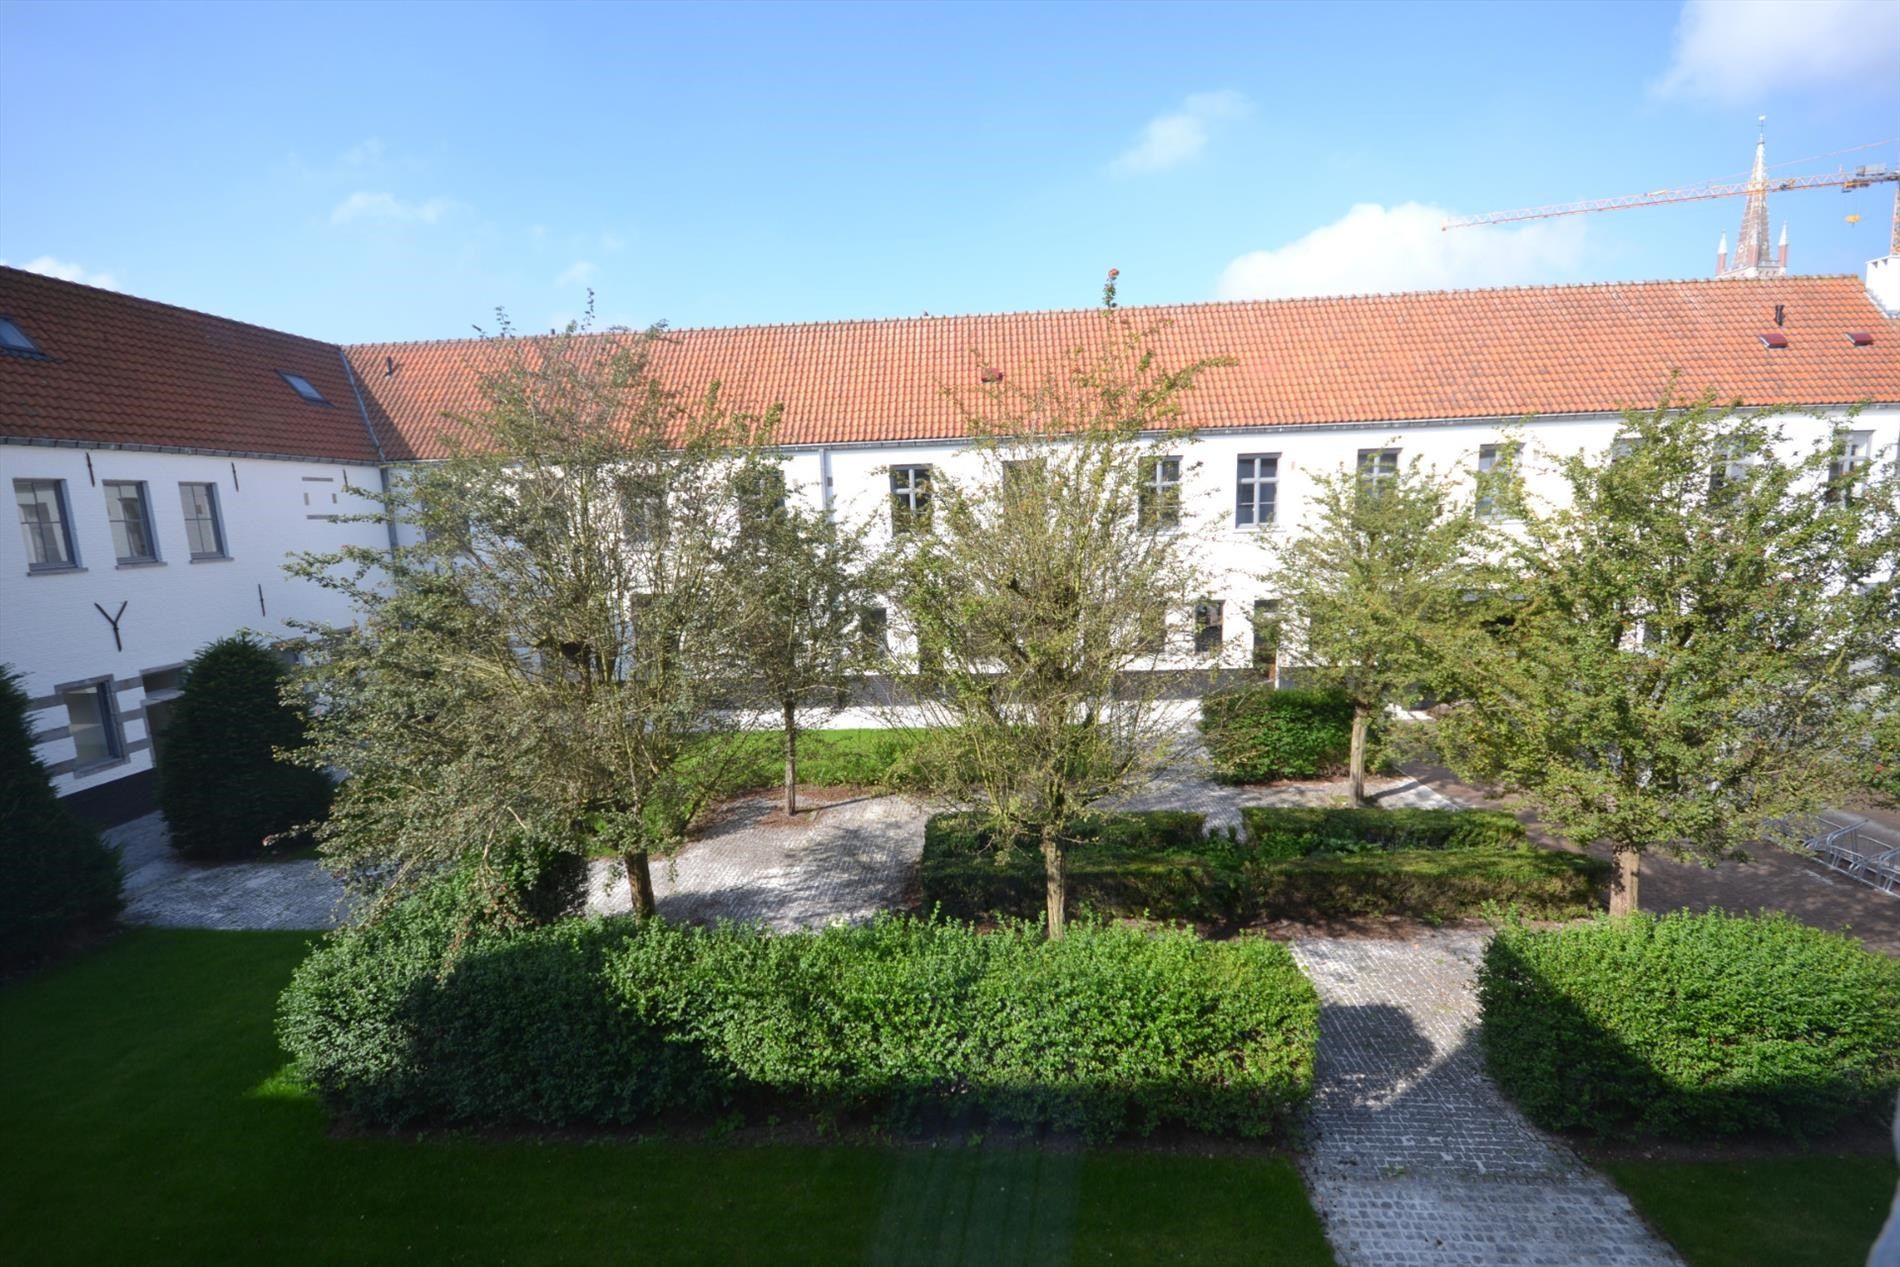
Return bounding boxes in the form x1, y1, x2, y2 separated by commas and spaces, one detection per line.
5, 255, 119, 289
1216, 202, 1588, 300
329, 191, 455, 226
1109, 90, 1250, 175
555, 260, 597, 288
1653, 0, 1900, 103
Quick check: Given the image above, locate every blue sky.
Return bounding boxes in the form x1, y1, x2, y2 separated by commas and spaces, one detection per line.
2, 0, 1897, 342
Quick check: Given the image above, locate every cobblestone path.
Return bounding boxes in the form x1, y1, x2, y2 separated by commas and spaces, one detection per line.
1291, 932, 1681, 1267
1110, 740, 1457, 835
588, 792, 931, 930
108, 813, 349, 931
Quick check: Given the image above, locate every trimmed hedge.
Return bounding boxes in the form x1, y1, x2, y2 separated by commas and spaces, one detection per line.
1200, 686, 1378, 784
922, 808, 1601, 925
720, 728, 929, 795
0, 666, 122, 968
157, 636, 333, 859
279, 896, 1318, 1142
1479, 911, 1900, 1139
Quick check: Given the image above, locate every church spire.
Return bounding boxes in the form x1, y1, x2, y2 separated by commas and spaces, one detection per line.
1721, 117, 1784, 278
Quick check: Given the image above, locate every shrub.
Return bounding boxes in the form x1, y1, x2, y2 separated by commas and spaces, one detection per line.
157, 636, 334, 859
1240, 806, 1527, 857
922, 808, 1595, 925
1479, 911, 1900, 1139
279, 898, 1319, 1141
719, 728, 930, 796
0, 667, 122, 968
1200, 686, 1387, 783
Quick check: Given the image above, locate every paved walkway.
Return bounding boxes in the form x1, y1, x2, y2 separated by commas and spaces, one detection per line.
587, 792, 931, 930
1111, 741, 1457, 835
107, 813, 349, 931
1291, 931, 1681, 1267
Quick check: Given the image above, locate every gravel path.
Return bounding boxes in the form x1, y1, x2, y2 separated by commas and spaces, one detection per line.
107, 813, 349, 931
1291, 931, 1681, 1267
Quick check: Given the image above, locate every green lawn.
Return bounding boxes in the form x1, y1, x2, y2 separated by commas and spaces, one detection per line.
1603, 1157, 1898, 1267
0, 928, 1335, 1267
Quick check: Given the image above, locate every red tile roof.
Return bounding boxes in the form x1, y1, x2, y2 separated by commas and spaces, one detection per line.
351, 276, 1900, 459
5, 265, 1896, 465
0, 266, 379, 462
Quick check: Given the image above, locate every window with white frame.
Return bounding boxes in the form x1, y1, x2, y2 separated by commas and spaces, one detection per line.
14, 478, 77, 570
1707, 441, 1748, 497
1235, 455, 1278, 527
1357, 447, 1400, 494
1825, 431, 1875, 505
62, 680, 124, 769
104, 481, 159, 563
889, 465, 931, 533
1137, 455, 1182, 528
178, 482, 227, 558
1475, 443, 1517, 519
738, 465, 786, 521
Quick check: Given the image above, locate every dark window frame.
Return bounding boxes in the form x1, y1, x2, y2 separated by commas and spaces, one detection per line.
1194, 598, 1225, 654
0, 314, 47, 358
60, 677, 126, 772
178, 481, 228, 559
14, 477, 79, 571
278, 371, 333, 406
103, 479, 161, 564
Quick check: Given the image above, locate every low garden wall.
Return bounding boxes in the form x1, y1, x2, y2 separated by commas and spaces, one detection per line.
278, 884, 1319, 1142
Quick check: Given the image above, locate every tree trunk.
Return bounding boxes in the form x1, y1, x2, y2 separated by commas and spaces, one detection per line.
1609, 844, 1640, 917
1348, 704, 1370, 808
783, 699, 798, 817
623, 849, 658, 920
1041, 824, 1067, 940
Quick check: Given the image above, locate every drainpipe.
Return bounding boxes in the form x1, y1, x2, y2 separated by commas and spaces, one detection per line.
337, 348, 402, 558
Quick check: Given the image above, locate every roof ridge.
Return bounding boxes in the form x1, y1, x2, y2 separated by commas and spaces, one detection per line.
0, 264, 344, 351
344, 273, 1873, 351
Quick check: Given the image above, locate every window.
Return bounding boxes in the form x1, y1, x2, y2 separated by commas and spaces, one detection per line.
103, 481, 159, 563
1357, 448, 1400, 495
1707, 443, 1748, 497
279, 371, 330, 405
1194, 598, 1224, 654
890, 465, 931, 533
1826, 431, 1874, 506
179, 482, 227, 558
1252, 599, 1281, 675
738, 466, 786, 520
1134, 603, 1167, 655
1236, 455, 1278, 527
858, 605, 889, 654
140, 668, 185, 766
1137, 455, 1182, 528
1475, 443, 1516, 519
1610, 436, 1645, 460
0, 316, 43, 356
62, 681, 124, 770
14, 478, 77, 570
1000, 458, 1043, 500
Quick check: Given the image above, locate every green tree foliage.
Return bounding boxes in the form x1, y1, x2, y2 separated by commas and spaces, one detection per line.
718, 460, 879, 814
1264, 455, 1495, 804
1439, 395, 1900, 914
156, 636, 333, 859
888, 276, 1231, 937
0, 667, 122, 966
287, 313, 773, 924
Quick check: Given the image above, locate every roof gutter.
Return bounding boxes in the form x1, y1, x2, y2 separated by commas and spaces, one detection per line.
337, 347, 402, 559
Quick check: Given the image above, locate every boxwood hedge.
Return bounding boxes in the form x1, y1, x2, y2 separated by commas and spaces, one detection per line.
922, 808, 1600, 925
278, 895, 1319, 1142
1200, 686, 1378, 784
1479, 911, 1900, 1138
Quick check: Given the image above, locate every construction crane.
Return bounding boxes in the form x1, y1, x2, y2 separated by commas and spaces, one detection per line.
1443, 163, 1900, 253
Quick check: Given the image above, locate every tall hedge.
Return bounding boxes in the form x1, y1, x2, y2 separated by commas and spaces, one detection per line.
156, 636, 333, 859
1200, 686, 1380, 783
278, 895, 1320, 1142
1479, 911, 1900, 1138
0, 666, 122, 968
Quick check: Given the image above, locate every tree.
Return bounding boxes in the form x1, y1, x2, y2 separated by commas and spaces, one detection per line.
1264, 453, 1496, 805
1438, 393, 1900, 916
0, 666, 122, 967
156, 635, 335, 858
719, 462, 879, 815
888, 273, 1230, 938
288, 312, 771, 923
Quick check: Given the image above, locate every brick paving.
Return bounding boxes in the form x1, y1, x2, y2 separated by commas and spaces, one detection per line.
107, 812, 349, 931
1292, 932, 1682, 1267
586, 792, 931, 930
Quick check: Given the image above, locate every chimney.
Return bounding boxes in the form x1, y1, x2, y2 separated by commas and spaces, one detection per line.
1716, 234, 1728, 276
1777, 223, 1789, 271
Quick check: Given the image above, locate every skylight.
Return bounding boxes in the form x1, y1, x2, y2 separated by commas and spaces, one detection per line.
279, 371, 330, 404
0, 316, 42, 355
